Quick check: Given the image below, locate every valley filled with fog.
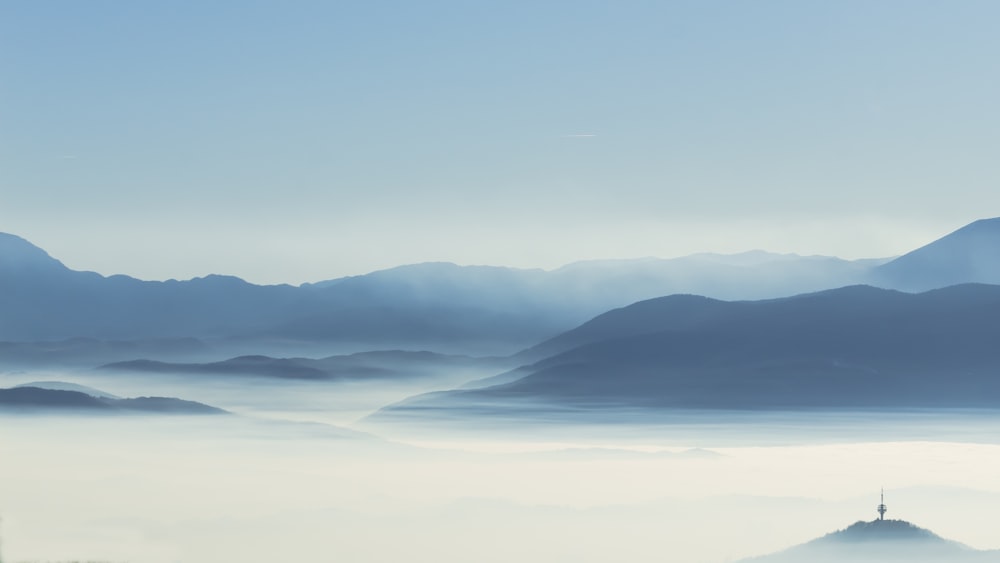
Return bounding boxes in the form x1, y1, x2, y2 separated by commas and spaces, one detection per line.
5, 360, 1000, 563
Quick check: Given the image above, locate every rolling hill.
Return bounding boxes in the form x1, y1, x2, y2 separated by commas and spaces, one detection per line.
377, 284, 1000, 416
0, 385, 227, 414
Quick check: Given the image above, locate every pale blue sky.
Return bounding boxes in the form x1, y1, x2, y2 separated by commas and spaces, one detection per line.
2, 1, 999, 284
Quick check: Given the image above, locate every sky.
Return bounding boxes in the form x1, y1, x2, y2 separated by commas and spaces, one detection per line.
2, 1, 999, 285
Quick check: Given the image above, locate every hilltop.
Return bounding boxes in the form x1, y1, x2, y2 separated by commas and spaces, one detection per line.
743, 519, 1000, 562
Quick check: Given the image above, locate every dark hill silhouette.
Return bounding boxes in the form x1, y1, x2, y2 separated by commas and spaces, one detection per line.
100, 350, 509, 380
0, 386, 227, 414
103, 356, 333, 380
871, 217, 1000, 291
377, 284, 1000, 415
743, 519, 1000, 562
515, 293, 735, 362
14, 380, 121, 398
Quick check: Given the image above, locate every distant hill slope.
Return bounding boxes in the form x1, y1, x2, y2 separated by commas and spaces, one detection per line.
871, 217, 1000, 291
742, 519, 1000, 562
0, 233, 314, 342
0, 337, 214, 368
306, 252, 883, 316
515, 293, 733, 362
0, 386, 227, 414
378, 284, 1000, 415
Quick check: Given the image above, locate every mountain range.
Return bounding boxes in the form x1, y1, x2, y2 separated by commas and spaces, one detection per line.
3, 217, 1000, 359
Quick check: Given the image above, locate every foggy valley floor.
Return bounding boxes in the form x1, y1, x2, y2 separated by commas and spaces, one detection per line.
3, 367, 1000, 563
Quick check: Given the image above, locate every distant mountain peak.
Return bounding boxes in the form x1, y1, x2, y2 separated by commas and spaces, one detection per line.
0, 232, 68, 272
956, 216, 1000, 231
872, 217, 1000, 291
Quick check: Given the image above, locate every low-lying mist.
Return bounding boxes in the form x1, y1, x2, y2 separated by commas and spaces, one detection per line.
3, 366, 1000, 563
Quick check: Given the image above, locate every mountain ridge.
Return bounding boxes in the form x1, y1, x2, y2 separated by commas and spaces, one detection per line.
0, 230, 885, 351
3, 217, 1000, 355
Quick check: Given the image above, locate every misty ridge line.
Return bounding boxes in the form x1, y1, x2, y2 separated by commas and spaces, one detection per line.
2, 228, 886, 287
0, 215, 990, 292
4, 215, 997, 292
2, 217, 999, 353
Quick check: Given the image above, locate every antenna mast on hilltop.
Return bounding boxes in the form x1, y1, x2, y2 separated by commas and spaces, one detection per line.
877, 488, 888, 521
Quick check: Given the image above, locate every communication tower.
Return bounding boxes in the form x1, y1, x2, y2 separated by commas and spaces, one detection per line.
877, 488, 888, 521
